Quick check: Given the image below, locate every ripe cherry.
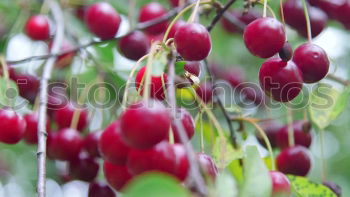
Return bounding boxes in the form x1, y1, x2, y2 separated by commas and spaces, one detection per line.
23, 113, 50, 144
259, 57, 303, 102
118, 31, 150, 61
103, 160, 132, 191
258, 120, 282, 148
244, 17, 285, 58
276, 120, 312, 149
88, 182, 116, 197
99, 120, 130, 165
0, 108, 26, 144
168, 20, 186, 39
25, 15, 50, 41
293, 43, 329, 83
174, 23, 212, 61
54, 102, 88, 132
135, 66, 168, 100
68, 152, 99, 182
83, 131, 102, 158
328, 0, 350, 29
196, 82, 214, 103
184, 61, 201, 77
279, 42, 293, 62
173, 144, 189, 181
139, 3, 168, 35
10, 72, 39, 103
85, 2, 121, 40
197, 153, 218, 178
169, 0, 180, 7
221, 10, 261, 34
276, 145, 311, 176
323, 181, 342, 197
269, 171, 291, 197
171, 108, 195, 143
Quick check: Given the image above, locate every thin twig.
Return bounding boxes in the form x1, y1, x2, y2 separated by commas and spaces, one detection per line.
327, 73, 350, 86
207, 0, 238, 32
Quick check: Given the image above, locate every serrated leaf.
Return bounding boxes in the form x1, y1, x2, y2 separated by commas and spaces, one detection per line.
287, 175, 337, 197
0, 78, 18, 107
212, 137, 244, 169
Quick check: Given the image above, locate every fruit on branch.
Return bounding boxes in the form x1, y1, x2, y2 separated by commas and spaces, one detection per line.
259, 57, 303, 102
103, 160, 132, 191
47, 82, 68, 116
85, 2, 121, 40
258, 120, 282, 148
169, 0, 181, 7
196, 82, 214, 103
25, 15, 50, 41
0, 108, 26, 144
135, 66, 168, 100
244, 17, 285, 58
168, 20, 186, 39
173, 144, 189, 181
23, 113, 50, 144
139, 3, 168, 35
88, 181, 116, 197
174, 23, 212, 61
221, 9, 261, 34
83, 131, 102, 158
309, 0, 344, 20
10, 71, 39, 103
323, 181, 342, 197
276, 145, 311, 176
48, 40, 76, 68
276, 120, 312, 149
171, 108, 195, 143
54, 102, 88, 132
197, 153, 218, 178
68, 152, 99, 182
184, 61, 201, 77
332, 1, 350, 29
99, 120, 130, 165
279, 42, 293, 62
118, 31, 150, 61
120, 99, 170, 149
269, 171, 291, 197
293, 43, 329, 83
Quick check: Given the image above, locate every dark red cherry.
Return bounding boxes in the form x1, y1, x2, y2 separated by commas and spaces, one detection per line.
47, 83, 68, 116
184, 61, 201, 77
243, 17, 285, 58
23, 113, 50, 144
48, 40, 76, 68
196, 82, 214, 103
221, 10, 261, 34
118, 31, 150, 61
54, 102, 88, 132
276, 145, 311, 176
259, 57, 303, 102
103, 161, 132, 191
25, 15, 50, 41
333, 1, 350, 29
10, 72, 39, 103
174, 23, 212, 61
279, 42, 293, 62
197, 153, 218, 178
168, 20, 186, 39
83, 131, 102, 158
135, 66, 168, 100
276, 120, 312, 149
169, 0, 180, 7
310, 0, 344, 19
171, 108, 195, 143
85, 2, 121, 40
293, 43, 329, 83
75, 6, 87, 21
258, 120, 282, 148
269, 171, 291, 197
99, 120, 130, 165
173, 144, 189, 181
323, 181, 342, 197
139, 3, 168, 35
0, 108, 26, 144
48, 128, 83, 161
68, 152, 99, 182
127, 141, 176, 176
88, 181, 116, 197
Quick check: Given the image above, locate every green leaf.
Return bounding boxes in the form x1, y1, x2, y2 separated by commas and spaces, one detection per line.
287, 175, 337, 197
330, 85, 350, 120
213, 172, 238, 197
212, 137, 244, 169
0, 78, 18, 108
93, 41, 115, 67
123, 173, 190, 197
228, 159, 244, 184
240, 146, 272, 197
175, 61, 186, 76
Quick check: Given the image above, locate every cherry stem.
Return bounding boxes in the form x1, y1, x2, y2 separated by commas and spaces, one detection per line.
188, 0, 201, 23
142, 44, 157, 101
327, 73, 350, 86
127, 0, 136, 28
301, 0, 312, 42
259, 1, 277, 18
286, 104, 295, 147
263, 0, 268, 17
319, 130, 327, 181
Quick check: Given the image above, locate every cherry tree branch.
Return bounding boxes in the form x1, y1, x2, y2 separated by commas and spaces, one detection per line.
327, 73, 350, 86
207, 0, 238, 32
37, 1, 64, 197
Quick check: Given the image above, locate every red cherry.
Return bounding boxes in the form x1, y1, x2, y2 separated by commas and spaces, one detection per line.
139, 3, 168, 35
171, 108, 195, 143
103, 160, 132, 191
258, 120, 282, 148
244, 17, 285, 58
269, 171, 291, 197
48, 40, 76, 68
47, 83, 68, 116
221, 10, 261, 34
48, 128, 83, 161
196, 82, 214, 103
127, 141, 176, 176
168, 20, 186, 39
118, 31, 150, 61
276, 145, 311, 176
276, 120, 312, 149
85, 2, 121, 40
25, 15, 50, 41
68, 152, 99, 182
184, 61, 201, 77
0, 108, 26, 144
197, 153, 218, 178
259, 57, 303, 102
293, 43, 329, 83
88, 182, 116, 197
10, 72, 39, 103
75, 6, 87, 21
99, 120, 130, 165
174, 23, 212, 61
329, 1, 350, 29
54, 102, 88, 132
173, 144, 189, 181
23, 113, 50, 144
169, 0, 180, 7
120, 99, 170, 149
135, 66, 168, 100
83, 131, 102, 158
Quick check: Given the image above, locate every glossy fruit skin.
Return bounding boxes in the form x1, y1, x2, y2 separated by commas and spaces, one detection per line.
171, 108, 195, 143
23, 113, 50, 144
99, 121, 130, 165
0, 108, 26, 144
184, 61, 201, 77
323, 181, 342, 197
196, 82, 214, 103
135, 66, 168, 100
276, 120, 312, 149
103, 161, 132, 191
127, 141, 177, 176
258, 121, 282, 148
244, 17, 285, 58
332, 1, 350, 29
54, 102, 88, 132
139, 3, 168, 35
173, 144, 189, 181
174, 23, 212, 61
85, 2, 121, 40
197, 153, 218, 178
48, 128, 83, 161
83, 131, 102, 158
259, 58, 303, 102
68, 152, 99, 182
119, 31, 150, 61
276, 145, 311, 176
25, 15, 50, 41
279, 42, 293, 62
293, 43, 329, 83
10, 72, 39, 103
88, 181, 116, 197
309, 0, 344, 19
221, 10, 261, 33
269, 171, 291, 197
169, 0, 180, 7
168, 20, 186, 39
